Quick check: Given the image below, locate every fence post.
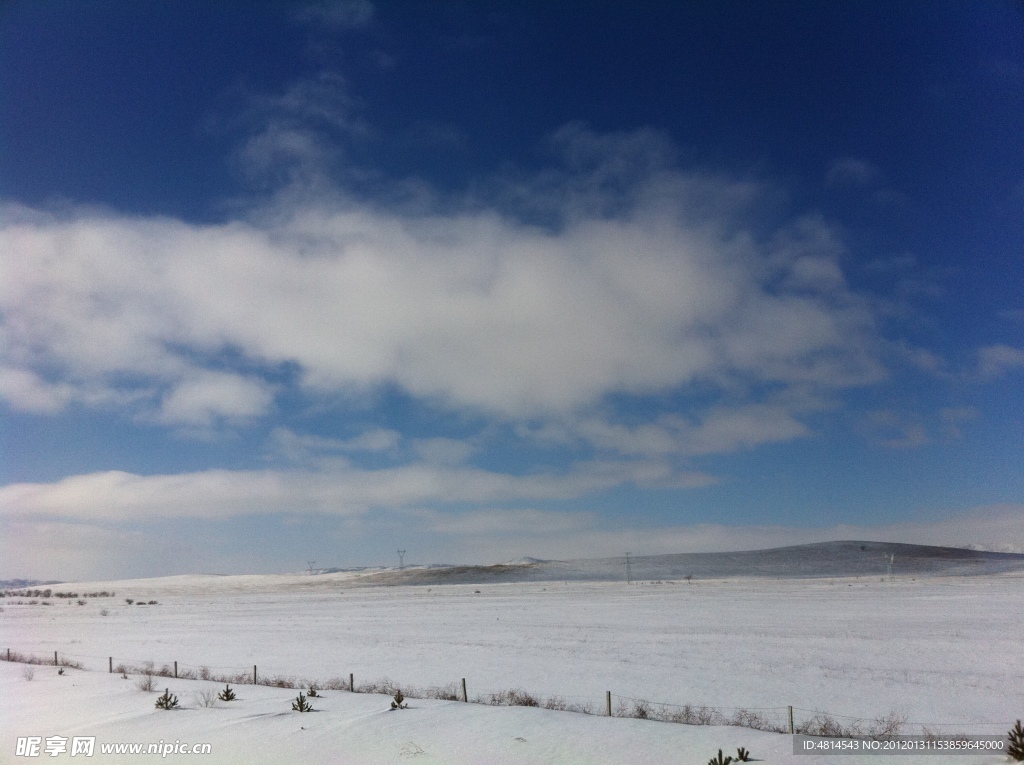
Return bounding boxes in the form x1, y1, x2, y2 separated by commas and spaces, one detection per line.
6, 648, 9, 662
54, 651, 58, 666
788, 705, 794, 734
174, 661, 177, 679
253, 665, 257, 685
461, 678, 467, 702
606, 691, 612, 717
109, 657, 112, 674
350, 673, 354, 692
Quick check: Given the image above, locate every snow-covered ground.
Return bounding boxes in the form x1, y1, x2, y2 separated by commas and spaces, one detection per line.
2, 569, 1022, 764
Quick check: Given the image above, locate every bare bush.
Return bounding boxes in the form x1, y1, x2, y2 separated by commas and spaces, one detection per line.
867, 710, 907, 739
357, 677, 401, 696
323, 677, 350, 691
22, 665, 35, 681
798, 713, 855, 738
423, 682, 460, 701
136, 674, 156, 692
265, 675, 299, 689
194, 689, 218, 708
486, 689, 540, 707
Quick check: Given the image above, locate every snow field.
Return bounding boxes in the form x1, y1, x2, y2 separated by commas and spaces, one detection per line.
2, 572, 1022, 763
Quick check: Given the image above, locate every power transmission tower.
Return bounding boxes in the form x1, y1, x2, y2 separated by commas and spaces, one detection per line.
625, 552, 632, 585
397, 550, 406, 569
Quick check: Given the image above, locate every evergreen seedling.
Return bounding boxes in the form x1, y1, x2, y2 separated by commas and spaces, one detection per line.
217, 684, 236, 702
391, 691, 408, 710
1008, 719, 1024, 762
155, 689, 179, 710
292, 693, 314, 712
735, 747, 751, 762
307, 686, 319, 697
707, 749, 733, 765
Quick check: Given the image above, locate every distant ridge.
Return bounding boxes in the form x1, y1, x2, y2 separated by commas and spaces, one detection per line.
343, 541, 1024, 587
0, 579, 63, 590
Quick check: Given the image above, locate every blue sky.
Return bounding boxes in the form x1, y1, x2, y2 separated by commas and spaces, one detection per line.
1, 0, 1023, 580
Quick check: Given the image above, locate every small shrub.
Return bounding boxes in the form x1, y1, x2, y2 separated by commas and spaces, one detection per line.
136, 674, 156, 692
391, 691, 408, 710
194, 689, 218, 708
735, 747, 752, 762
22, 665, 35, 681
125, 599, 133, 605
292, 693, 315, 712
1008, 719, 1024, 762
488, 689, 539, 707
708, 749, 733, 765
57, 668, 65, 675
266, 675, 298, 688
100, 609, 108, 616
155, 689, 179, 710
323, 676, 351, 691
218, 684, 236, 702
136, 601, 146, 606
307, 686, 319, 697
77, 600, 85, 606
148, 600, 157, 605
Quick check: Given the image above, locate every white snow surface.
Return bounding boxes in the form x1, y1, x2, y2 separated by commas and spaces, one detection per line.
2, 569, 1022, 764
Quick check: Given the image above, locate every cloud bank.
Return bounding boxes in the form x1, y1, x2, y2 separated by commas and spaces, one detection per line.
0, 133, 884, 436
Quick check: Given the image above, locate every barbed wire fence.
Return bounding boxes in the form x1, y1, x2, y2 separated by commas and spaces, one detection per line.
2, 645, 1015, 739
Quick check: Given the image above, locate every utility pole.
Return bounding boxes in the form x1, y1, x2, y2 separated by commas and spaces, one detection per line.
397, 550, 406, 569
625, 552, 632, 585
886, 553, 894, 581
307, 561, 316, 575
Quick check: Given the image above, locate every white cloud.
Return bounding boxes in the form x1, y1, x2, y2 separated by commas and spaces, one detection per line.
295, 1, 374, 29
410, 507, 596, 536
0, 459, 715, 523
0, 176, 884, 424
268, 427, 402, 463
571, 404, 810, 457
0, 366, 74, 413
826, 157, 881, 187
859, 409, 929, 449
155, 370, 275, 427
978, 344, 1024, 379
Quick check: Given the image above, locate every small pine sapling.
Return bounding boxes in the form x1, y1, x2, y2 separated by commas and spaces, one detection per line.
307, 685, 319, 697
735, 747, 752, 762
1008, 719, 1024, 762
217, 684, 236, 702
292, 693, 315, 712
391, 691, 408, 710
57, 668, 65, 675
155, 689, 179, 710
708, 749, 733, 765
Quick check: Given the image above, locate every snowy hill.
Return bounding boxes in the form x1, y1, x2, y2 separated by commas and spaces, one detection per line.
335, 540, 1024, 588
